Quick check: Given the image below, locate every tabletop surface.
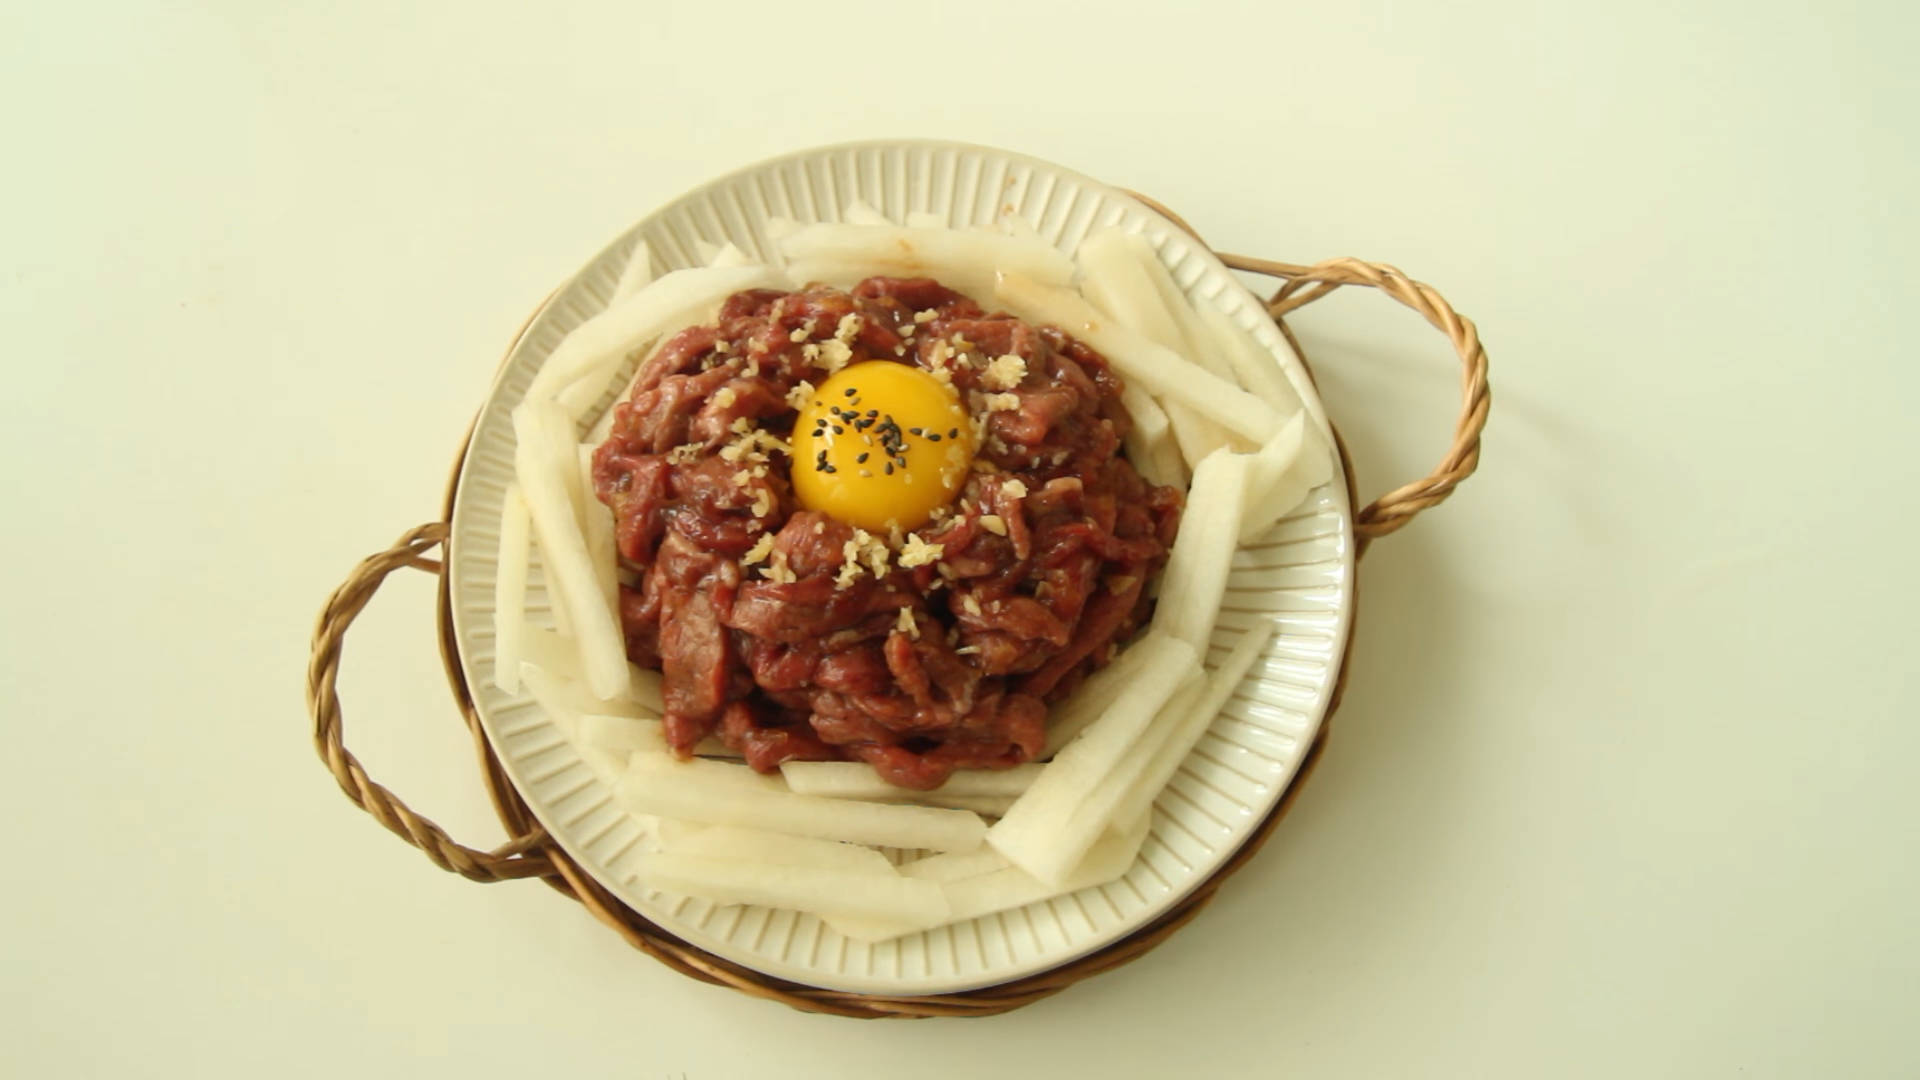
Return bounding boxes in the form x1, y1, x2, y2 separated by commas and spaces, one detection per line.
4, 2, 1915, 1076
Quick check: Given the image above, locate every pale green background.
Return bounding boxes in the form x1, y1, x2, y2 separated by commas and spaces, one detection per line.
3, 1, 1914, 1076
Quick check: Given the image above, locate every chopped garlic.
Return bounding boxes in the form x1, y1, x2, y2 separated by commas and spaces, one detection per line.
762, 550, 796, 584
979, 514, 1008, 536
898, 533, 944, 568
742, 534, 774, 565
981, 353, 1028, 391
817, 339, 853, 372
785, 380, 816, 409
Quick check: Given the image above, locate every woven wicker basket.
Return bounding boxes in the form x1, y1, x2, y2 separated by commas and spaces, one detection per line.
306, 196, 1490, 1018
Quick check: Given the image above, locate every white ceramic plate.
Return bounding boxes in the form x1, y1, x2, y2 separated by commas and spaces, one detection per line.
446, 140, 1354, 994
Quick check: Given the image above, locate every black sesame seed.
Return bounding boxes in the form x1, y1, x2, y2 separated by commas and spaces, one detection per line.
843, 387, 857, 397
832, 425, 844, 434
884, 463, 894, 475
927, 433, 942, 442
948, 428, 959, 438
865, 409, 878, 418
856, 452, 869, 463
908, 427, 923, 436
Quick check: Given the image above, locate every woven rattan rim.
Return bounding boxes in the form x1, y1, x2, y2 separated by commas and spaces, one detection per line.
305, 212, 1491, 1017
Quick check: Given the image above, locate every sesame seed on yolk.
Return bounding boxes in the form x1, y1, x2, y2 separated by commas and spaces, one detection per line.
791, 361, 977, 532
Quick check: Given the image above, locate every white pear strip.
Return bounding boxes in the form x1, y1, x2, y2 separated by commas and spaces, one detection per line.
778, 761, 1042, 800
904, 210, 946, 229
524, 264, 784, 405
578, 746, 629, 783
706, 241, 753, 268
610, 238, 654, 302
948, 816, 1150, 922
540, 547, 574, 639
519, 661, 652, 733
521, 622, 661, 712
690, 238, 721, 264
492, 483, 531, 694
584, 394, 621, 447
826, 819, 1150, 941
1240, 410, 1306, 513
990, 662, 1202, 886
898, 847, 1012, 884
1194, 299, 1308, 415
1151, 448, 1250, 650
915, 794, 1016, 817
780, 223, 1075, 287
995, 213, 1046, 245
987, 635, 1199, 883
660, 824, 896, 875
1119, 384, 1189, 490
1237, 410, 1334, 542
648, 816, 705, 849
512, 400, 629, 699
519, 396, 588, 534
631, 854, 951, 926
1078, 230, 1236, 464
762, 216, 801, 243
556, 357, 617, 419
1043, 632, 1190, 757
783, 256, 1002, 303
578, 713, 668, 755
576, 444, 618, 608
626, 752, 785, 792
1163, 400, 1235, 468
1018, 677, 1211, 886
1078, 229, 1196, 358
618, 761, 987, 852
518, 628, 579, 684
842, 197, 893, 226
996, 272, 1281, 445
1109, 622, 1277, 830
1122, 231, 1238, 381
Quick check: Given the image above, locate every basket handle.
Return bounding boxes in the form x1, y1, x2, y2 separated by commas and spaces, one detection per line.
306, 522, 553, 881
1221, 253, 1491, 544
1124, 190, 1489, 546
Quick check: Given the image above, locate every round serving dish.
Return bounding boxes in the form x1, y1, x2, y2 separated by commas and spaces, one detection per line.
443, 140, 1354, 994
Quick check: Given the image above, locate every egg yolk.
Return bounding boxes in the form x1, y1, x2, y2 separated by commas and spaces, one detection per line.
791, 361, 976, 532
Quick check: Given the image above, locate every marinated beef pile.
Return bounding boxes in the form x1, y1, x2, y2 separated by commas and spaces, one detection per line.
592, 277, 1182, 789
